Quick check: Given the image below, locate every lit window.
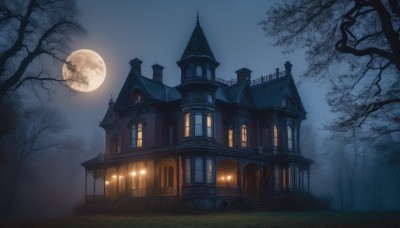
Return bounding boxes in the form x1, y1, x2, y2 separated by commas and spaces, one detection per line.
131, 120, 143, 148
207, 114, 213, 138
195, 158, 204, 183
287, 125, 293, 150
185, 158, 191, 184
134, 94, 142, 103
206, 159, 213, 184
228, 127, 234, 148
184, 113, 190, 137
282, 166, 287, 189
274, 125, 278, 147
241, 124, 247, 148
195, 65, 202, 76
195, 113, 203, 136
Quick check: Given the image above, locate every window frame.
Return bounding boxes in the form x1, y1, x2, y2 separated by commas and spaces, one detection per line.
241, 124, 247, 148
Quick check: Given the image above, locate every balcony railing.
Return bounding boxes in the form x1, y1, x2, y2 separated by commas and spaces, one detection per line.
215, 70, 287, 87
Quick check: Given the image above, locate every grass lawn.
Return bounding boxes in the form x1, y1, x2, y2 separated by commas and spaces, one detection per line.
1, 211, 400, 227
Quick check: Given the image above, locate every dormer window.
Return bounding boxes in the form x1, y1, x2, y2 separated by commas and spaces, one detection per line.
206, 66, 212, 79
195, 65, 202, 77
134, 93, 142, 103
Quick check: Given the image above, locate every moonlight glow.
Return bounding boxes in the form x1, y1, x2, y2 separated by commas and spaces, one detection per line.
62, 49, 106, 92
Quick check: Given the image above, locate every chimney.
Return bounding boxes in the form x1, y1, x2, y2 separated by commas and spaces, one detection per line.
129, 58, 143, 76
151, 63, 164, 83
235, 68, 252, 83
284, 61, 292, 77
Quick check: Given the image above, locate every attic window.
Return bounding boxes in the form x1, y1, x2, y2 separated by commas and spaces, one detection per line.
134, 93, 142, 103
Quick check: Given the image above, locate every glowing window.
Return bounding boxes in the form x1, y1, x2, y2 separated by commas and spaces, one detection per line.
184, 113, 190, 137
241, 124, 247, 148
274, 125, 278, 147
228, 127, 234, 148
207, 114, 213, 138
131, 121, 143, 148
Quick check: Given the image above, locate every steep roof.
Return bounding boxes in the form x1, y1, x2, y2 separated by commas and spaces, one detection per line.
113, 69, 180, 112
180, 18, 216, 61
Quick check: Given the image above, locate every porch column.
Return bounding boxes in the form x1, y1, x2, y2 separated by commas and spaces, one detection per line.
153, 159, 157, 196
93, 169, 96, 198
103, 169, 106, 198
307, 168, 310, 192
116, 167, 120, 196
85, 170, 88, 201
176, 155, 180, 196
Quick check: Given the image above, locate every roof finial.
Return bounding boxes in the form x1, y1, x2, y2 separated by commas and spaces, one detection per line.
196, 11, 200, 26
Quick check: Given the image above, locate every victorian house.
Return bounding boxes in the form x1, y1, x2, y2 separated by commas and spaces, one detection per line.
82, 18, 313, 211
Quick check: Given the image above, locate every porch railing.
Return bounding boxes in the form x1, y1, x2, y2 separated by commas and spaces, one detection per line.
128, 188, 147, 197
156, 187, 177, 196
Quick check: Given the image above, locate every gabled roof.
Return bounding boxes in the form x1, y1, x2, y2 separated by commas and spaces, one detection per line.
113, 70, 180, 112
181, 18, 216, 61
100, 97, 116, 127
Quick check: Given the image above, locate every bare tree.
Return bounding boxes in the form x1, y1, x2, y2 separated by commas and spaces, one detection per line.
0, 105, 68, 216
0, 0, 87, 102
260, 0, 400, 139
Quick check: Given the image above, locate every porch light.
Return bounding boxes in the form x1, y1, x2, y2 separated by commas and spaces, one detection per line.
112, 175, 117, 179
119, 176, 123, 179
105, 181, 109, 185
131, 171, 137, 176
220, 176, 225, 181
140, 169, 146, 175
227, 175, 232, 181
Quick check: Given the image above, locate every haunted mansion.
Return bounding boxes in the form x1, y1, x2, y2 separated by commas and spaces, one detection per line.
82, 18, 315, 211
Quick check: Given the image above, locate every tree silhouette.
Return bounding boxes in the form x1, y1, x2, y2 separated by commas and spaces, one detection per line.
260, 0, 400, 139
0, 0, 87, 101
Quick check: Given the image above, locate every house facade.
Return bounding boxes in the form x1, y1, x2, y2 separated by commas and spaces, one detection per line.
82, 18, 313, 211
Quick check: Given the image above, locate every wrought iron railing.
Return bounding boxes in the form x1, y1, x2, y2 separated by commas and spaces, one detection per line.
215, 70, 287, 86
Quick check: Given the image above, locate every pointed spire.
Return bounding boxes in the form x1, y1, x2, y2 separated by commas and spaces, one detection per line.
180, 14, 216, 61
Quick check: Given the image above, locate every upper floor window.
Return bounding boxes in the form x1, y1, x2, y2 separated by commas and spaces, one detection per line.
287, 125, 293, 150
207, 94, 213, 104
185, 65, 191, 77
134, 93, 142, 103
241, 124, 247, 148
184, 113, 190, 137
228, 126, 234, 148
195, 65, 202, 77
273, 125, 278, 147
131, 120, 143, 148
195, 113, 203, 136
206, 67, 212, 79
207, 114, 213, 138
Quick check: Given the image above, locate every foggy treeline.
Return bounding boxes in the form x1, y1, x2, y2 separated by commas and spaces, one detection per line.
302, 121, 400, 210
0, 98, 100, 218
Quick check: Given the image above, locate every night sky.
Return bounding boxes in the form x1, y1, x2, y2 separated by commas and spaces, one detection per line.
45, 0, 330, 141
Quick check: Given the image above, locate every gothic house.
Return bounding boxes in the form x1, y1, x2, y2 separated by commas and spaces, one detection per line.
82, 18, 314, 211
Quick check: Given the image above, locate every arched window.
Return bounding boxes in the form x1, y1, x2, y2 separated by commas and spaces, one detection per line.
287, 125, 293, 150
241, 124, 247, 148
195, 65, 202, 77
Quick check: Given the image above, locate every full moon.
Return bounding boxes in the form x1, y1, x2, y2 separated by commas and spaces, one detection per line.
62, 49, 106, 92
